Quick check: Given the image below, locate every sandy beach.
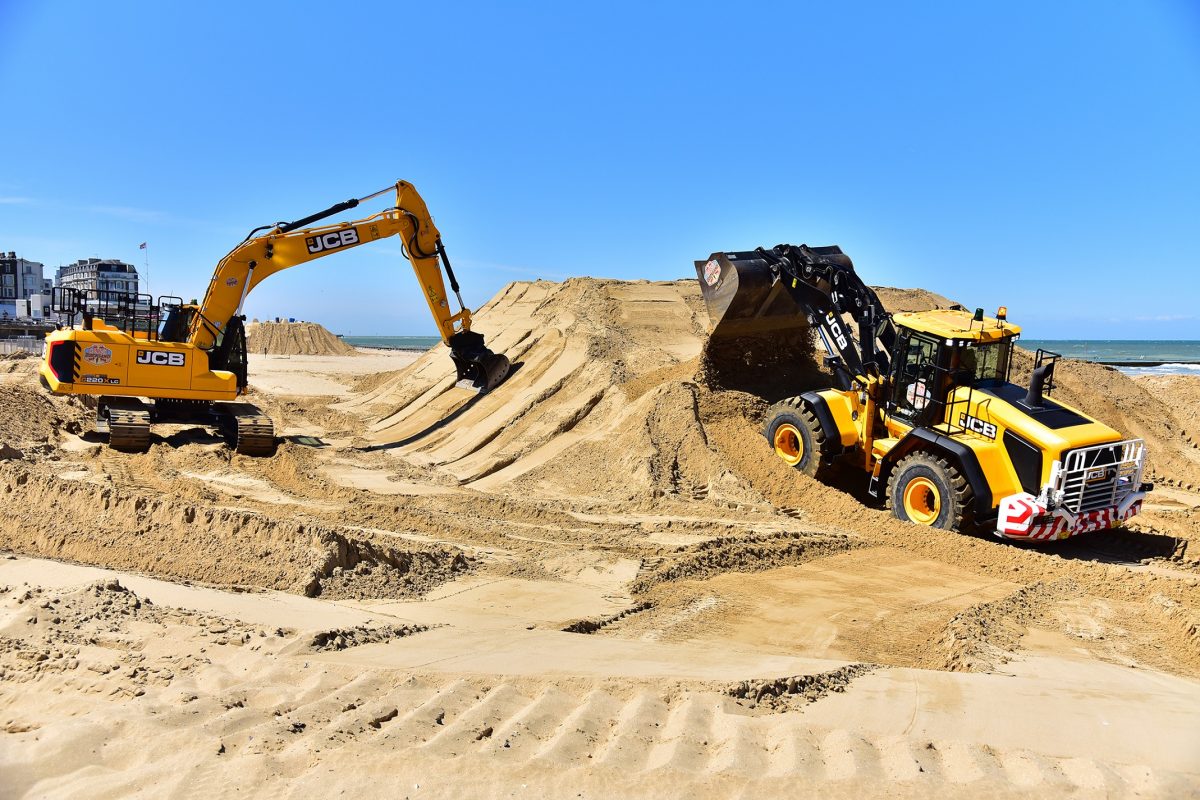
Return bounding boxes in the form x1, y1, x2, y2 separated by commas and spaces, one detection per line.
2, 278, 1198, 799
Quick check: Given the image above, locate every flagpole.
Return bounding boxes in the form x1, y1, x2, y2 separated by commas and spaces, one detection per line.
139, 242, 150, 302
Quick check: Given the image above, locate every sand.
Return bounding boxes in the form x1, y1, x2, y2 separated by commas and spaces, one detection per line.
245, 321, 356, 355
1, 278, 1198, 798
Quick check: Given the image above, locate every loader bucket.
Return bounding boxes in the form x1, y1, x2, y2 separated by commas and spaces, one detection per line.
448, 330, 511, 393
695, 251, 822, 400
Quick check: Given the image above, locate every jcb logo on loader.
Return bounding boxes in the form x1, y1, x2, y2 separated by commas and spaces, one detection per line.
305, 228, 360, 254
137, 350, 186, 367
959, 413, 997, 439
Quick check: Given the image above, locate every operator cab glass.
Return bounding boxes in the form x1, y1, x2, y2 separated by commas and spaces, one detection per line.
961, 338, 1014, 386
890, 330, 948, 423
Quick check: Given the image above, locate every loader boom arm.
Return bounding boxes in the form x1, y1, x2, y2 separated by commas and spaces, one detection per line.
755, 243, 897, 386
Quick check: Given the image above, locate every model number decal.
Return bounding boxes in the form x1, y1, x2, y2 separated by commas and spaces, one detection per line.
137, 350, 186, 367
305, 227, 360, 254
959, 413, 997, 439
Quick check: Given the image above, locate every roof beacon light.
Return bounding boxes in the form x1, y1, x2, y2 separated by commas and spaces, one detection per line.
973, 307, 984, 322
996, 306, 1007, 328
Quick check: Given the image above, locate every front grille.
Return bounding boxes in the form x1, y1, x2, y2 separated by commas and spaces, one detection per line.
1054, 440, 1144, 514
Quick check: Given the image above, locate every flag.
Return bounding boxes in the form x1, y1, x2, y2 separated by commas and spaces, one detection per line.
139, 242, 147, 249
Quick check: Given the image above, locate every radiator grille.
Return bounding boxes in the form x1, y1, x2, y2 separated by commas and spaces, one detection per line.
1055, 440, 1144, 514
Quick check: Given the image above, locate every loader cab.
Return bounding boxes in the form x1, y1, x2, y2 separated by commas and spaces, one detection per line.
887, 308, 1020, 428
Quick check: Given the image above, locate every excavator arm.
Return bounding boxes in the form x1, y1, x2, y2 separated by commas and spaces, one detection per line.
189, 180, 509, 392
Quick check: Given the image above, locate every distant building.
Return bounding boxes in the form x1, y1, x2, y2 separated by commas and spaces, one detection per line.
53, 258, 149, 327
0, 251, 50, 319
55, 258, 140, 295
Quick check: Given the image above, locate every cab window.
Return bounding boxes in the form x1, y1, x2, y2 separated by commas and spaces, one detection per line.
893, 332, 941, 421
966, 340, 1011, 385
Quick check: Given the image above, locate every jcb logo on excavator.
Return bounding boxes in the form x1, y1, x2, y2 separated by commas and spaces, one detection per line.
305, 228, 360, 254
137, 350, 186, 367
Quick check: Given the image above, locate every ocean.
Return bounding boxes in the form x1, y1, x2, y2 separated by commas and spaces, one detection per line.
342, 335, 1200, 376
1020, 340, 1200, 376
341, 335, 443, 351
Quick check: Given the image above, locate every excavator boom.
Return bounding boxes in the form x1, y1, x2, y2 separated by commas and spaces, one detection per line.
191, 180, 509, 393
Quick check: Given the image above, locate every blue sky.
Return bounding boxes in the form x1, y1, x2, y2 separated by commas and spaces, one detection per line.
1, 1, 1197, 338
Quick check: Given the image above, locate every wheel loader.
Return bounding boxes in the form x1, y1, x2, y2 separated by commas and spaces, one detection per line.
696, 244, 1150, 542
39, 181, 510, 454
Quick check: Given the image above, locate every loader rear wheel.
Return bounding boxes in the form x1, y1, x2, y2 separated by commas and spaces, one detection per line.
888, 452, 975, 532
763, 398, 833, 479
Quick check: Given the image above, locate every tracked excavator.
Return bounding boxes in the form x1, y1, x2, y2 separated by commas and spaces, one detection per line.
39, 181, 510, 455
697, 244, 1150, 542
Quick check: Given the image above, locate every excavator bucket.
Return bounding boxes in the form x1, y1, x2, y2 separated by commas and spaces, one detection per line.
695, 251, 821, 399
448, 331, 511, 393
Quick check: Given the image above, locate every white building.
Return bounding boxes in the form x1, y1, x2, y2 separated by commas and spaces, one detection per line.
55, 258, 140, 296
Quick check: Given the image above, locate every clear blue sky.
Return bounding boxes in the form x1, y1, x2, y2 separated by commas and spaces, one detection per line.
1, 1, 1197, 338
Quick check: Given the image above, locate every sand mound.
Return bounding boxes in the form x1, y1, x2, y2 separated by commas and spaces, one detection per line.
0, 385, 87, 453
348, 277, 1199, 507
340, 279, 711, 490
246, 321, 355, 356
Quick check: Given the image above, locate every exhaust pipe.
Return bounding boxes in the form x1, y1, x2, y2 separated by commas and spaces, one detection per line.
1024, 360, 1055, 407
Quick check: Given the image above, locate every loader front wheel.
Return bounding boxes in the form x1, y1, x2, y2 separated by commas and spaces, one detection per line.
763, 398, 833, 479
888, 452, 974, 531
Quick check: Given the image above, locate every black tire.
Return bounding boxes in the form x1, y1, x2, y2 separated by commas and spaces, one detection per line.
887, 452, 975, 531
763, 397, 834, 479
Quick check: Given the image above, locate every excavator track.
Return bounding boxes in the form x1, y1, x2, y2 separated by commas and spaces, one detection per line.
215, 402, 276, 456
100, 398, 152, 452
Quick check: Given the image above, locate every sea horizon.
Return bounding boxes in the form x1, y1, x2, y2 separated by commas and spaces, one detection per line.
341, 335, 1200, 376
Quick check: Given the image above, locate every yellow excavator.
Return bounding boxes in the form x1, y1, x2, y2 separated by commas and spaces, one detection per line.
697, 243, 1150, 542
40, 181, 510, 454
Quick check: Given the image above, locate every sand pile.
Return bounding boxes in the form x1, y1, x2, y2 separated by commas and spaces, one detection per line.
0, 385, 86, 454
347, 277, 1199, 508
246, 321, 355, 356
340, 280, 713, 492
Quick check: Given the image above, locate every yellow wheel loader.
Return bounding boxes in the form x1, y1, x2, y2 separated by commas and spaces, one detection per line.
40, 181, 510, 455
697, 244, 1150, 542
